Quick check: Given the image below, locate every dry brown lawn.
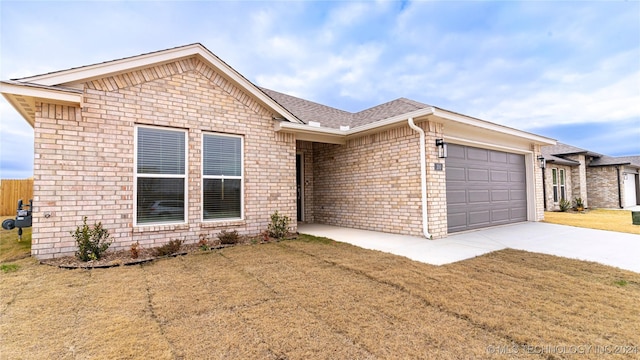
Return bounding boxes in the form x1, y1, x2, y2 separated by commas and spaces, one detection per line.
544, 209, 640, 235
1, 236, 639, 359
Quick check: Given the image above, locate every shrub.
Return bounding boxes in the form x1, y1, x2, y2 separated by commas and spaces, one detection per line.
559, 198, 572, 212
574, 197, 584, 210
218, 230, 239, 245
267, 211, 290, 239
198, 234, 210, 251
152, 239, 183, 257
72, 216, 111, 262
130, 241, 141, 259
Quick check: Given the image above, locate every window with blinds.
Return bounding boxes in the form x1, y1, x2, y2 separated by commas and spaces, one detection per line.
203, 133, 243, 220
135, 126, 187, 225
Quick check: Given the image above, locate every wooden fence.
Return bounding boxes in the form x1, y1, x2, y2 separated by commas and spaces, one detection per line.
1, 179, 34, 216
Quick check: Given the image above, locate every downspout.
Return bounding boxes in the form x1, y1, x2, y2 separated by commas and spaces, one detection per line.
407, 117, 432, 239
616, 166, 623, 209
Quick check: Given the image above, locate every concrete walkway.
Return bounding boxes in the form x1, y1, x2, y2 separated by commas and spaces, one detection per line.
298, 222, 640, 273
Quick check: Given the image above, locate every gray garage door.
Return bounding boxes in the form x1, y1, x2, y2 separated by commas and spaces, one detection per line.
446, 144, 527, 233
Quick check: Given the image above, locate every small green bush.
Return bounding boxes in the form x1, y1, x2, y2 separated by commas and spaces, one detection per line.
267, 211, 290, 239
559, 198, 572, 212
217, 230, 239, 245
72, 216, 111, 262
152, 239, 183, 257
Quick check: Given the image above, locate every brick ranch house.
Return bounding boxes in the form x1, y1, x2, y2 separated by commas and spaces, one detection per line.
1, 43, 556, 260
541, 143, 640, 210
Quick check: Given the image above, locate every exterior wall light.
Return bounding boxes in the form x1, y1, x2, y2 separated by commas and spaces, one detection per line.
537, 155, 546, 169
435, 139, 447, 158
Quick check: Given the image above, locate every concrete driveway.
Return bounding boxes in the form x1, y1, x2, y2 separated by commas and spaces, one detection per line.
298, 222, 640, 273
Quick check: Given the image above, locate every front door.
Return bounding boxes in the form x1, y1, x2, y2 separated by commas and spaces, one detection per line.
296, 154, 303, 221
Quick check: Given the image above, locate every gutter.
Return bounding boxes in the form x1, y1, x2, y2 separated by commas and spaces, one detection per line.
407, 117, 431, 239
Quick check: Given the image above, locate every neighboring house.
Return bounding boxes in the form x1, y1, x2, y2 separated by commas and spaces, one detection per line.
541, 143, 640, 210
1, 43, 555, 259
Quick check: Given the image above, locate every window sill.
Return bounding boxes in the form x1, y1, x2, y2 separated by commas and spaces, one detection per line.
133, 223, 190, 233
200, 219, 246, 229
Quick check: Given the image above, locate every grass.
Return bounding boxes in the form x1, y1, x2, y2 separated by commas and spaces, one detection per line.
543, 209, 640, 235
1, 234, 639, 359
0, 216, 31, 263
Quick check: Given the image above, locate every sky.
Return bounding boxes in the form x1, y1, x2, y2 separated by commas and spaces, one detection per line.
1, 0, 639, 179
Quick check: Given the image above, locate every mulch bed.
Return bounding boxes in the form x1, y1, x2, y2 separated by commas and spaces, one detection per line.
40, 234, 297, 269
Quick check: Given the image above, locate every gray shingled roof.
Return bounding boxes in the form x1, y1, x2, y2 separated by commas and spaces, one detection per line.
542, 142, 640, 168
541, 143, 602, 158
260, 87, 432, 129
259, 87, 352, 128
590, 155, 640, 167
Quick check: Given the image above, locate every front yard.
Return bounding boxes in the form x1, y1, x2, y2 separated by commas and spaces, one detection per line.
1, 236, 639, 359
544, 209, 640, 235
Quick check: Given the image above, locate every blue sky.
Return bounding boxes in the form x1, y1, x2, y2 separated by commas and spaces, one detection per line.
1, 0, 639, 179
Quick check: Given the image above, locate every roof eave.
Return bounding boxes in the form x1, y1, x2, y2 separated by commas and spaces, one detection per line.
0, 81, 83, 127
432, 107, 556, 145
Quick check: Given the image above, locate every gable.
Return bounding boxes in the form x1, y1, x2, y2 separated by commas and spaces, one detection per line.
85, 58, 272, 119
1, 43, 301, 127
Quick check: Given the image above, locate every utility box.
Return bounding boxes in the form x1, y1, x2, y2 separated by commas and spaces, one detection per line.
632, 211, 640, 226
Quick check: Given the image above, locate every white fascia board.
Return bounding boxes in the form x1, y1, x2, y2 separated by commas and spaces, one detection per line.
433, 108, 556, 145
0, 82, 82, 105
275, 121, 345, 144
19, 45, 204, 86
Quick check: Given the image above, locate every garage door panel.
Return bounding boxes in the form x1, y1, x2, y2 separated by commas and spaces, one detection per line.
469, 210, 491, 226
509, 153, 525, 165
446, 167, 466, 181
490, 151, 507, 163
492, 208, 510, 222
492, 189, 510, 201
467, 148, 489, 161
448, 144, 466, 159
447, 189, 467, 205
446, 144, 527, 233
510, 189, 526, 200
468, 168, 489, 182
469, 189, 490, 203
491, 170, 509, 182
509, 171, 526, 182
447, 212, 468, 231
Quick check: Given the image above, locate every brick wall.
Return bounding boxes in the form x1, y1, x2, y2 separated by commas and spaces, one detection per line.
310, 121, 447, 238
565, 154, 588, 207
532, 144, 545, 221
32, 58, 296, 259
586, 166, 621, 209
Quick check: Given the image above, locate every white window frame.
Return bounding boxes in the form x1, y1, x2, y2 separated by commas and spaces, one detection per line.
552, 168, 558, 203
201, 132, 244, 222
559, 168, 566, 201
134, 125, 188, 226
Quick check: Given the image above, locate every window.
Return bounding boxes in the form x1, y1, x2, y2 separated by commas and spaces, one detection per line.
559, 168, 566, 201
202, 133, 243, 220
135, 126, 187, 225
552, 168, 558, 203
